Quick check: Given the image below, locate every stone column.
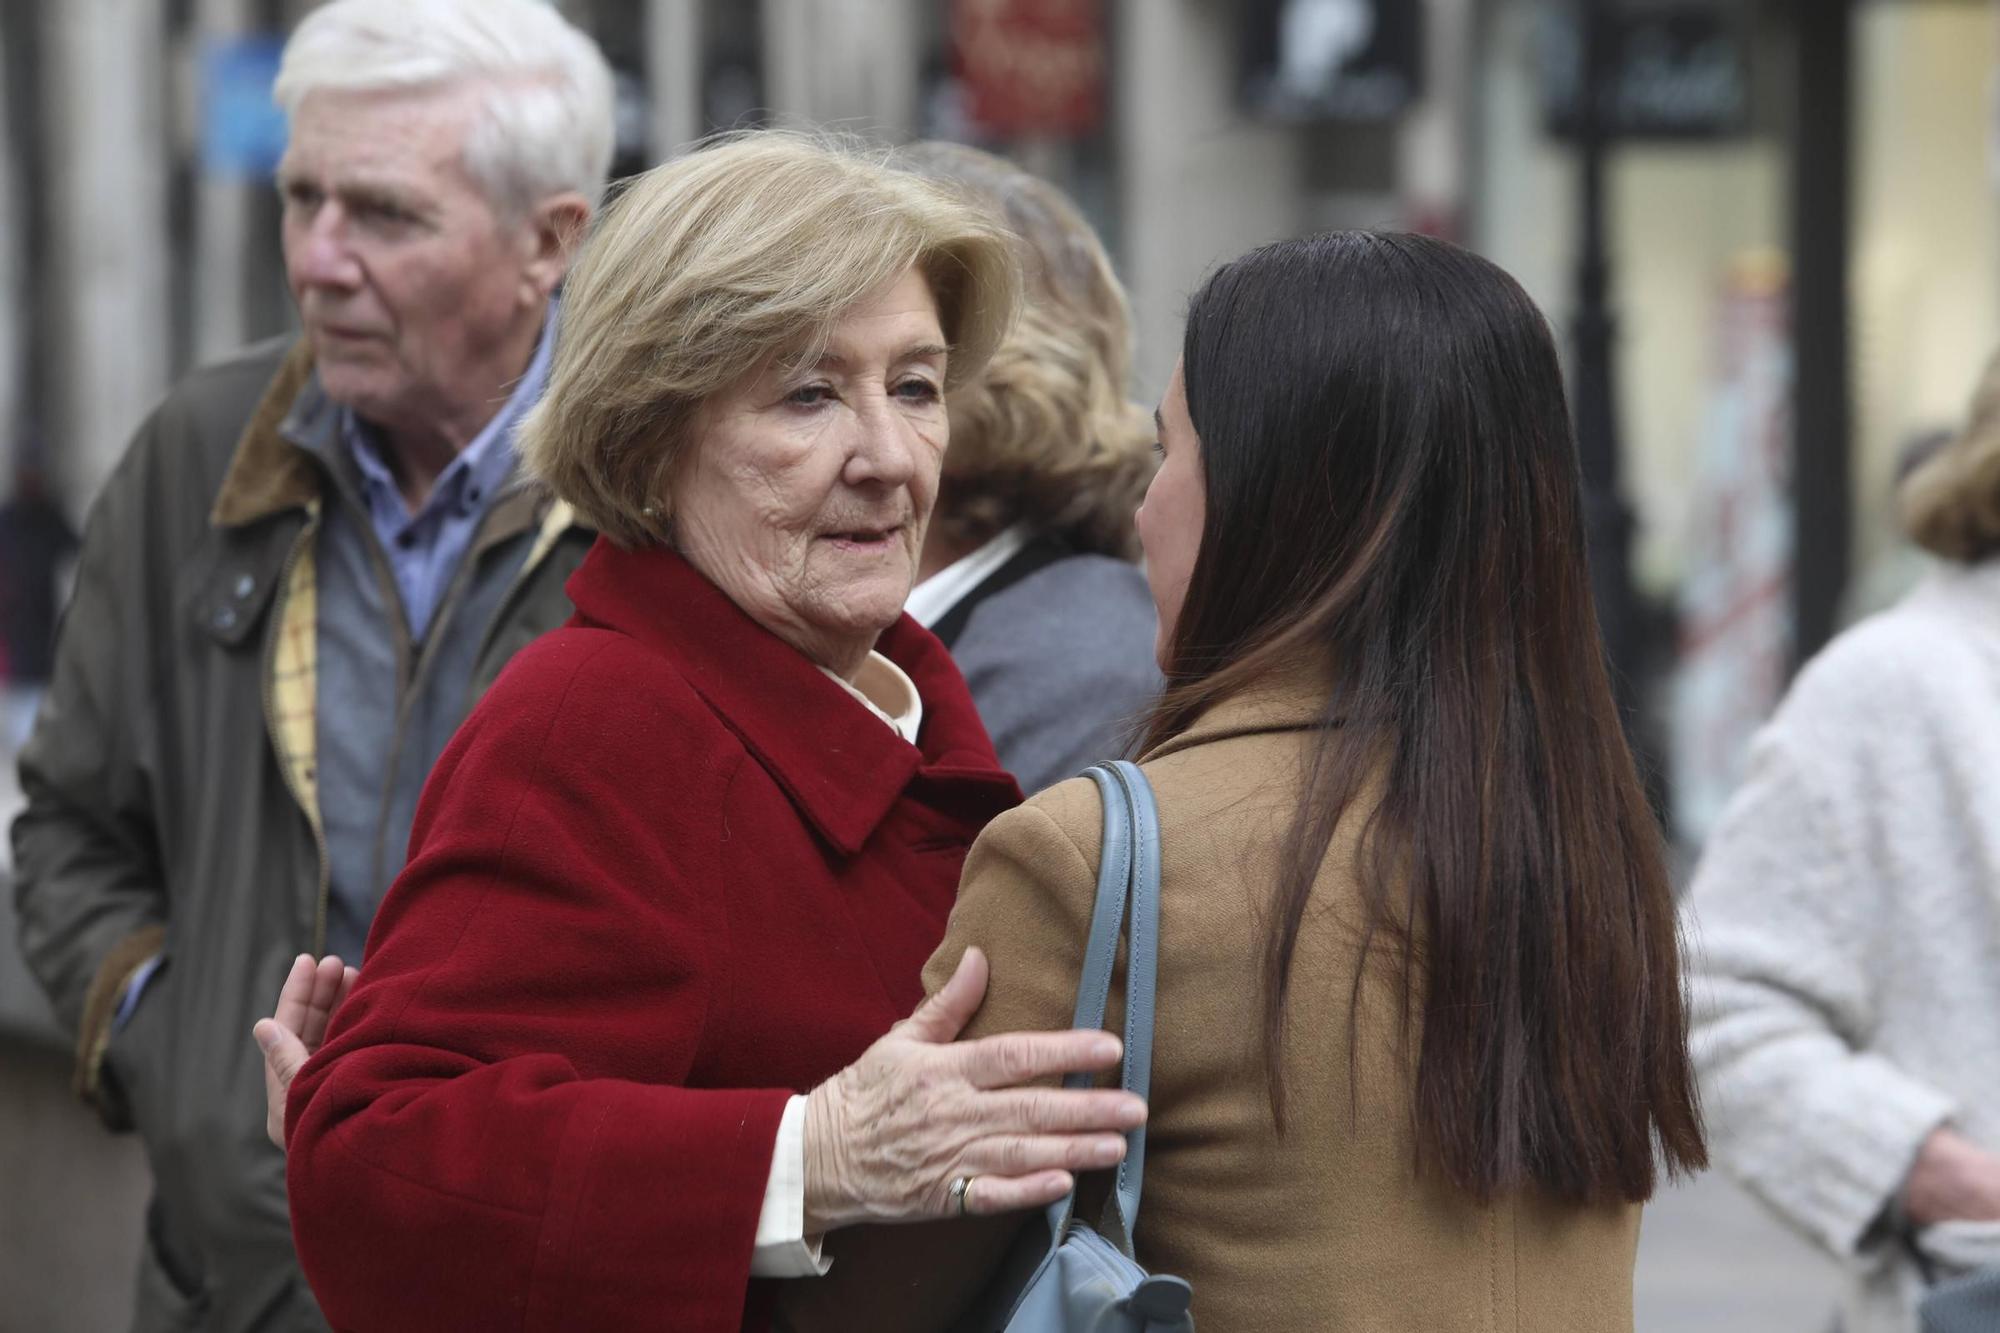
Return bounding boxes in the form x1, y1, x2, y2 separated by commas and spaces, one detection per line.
1116, 0, 1304, 398
41, 0, 173, 514
644, 0, 704, 158
193, 0, 258, 364
0, 29, 21, 498
761, 0, 922, 137
1399, 0, 1475, 236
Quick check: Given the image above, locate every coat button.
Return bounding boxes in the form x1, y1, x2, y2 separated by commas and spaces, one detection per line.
233, 573, 255, 599
212, 606, 239, 632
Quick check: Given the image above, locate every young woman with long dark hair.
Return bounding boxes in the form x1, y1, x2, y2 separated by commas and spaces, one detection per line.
781, 229, 1706, 1331
1149, 229, 1706, 1204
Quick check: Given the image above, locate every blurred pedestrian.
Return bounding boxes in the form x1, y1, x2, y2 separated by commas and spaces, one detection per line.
897, 142, 1159, 792
9, 1, 610, 1326
1685, 348, 2000, 1332
0, 454, 77, 749
779, 231, 1708, 1331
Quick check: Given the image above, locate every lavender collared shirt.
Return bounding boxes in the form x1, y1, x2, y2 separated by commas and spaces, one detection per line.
340, 302, 559, 638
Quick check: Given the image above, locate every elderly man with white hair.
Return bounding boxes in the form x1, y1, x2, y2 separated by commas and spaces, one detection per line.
10, 2, 611, 1326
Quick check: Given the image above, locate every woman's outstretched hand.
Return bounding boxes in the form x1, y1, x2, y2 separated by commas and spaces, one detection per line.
802, 946, 1144, 1232
252, 953, 357, 1149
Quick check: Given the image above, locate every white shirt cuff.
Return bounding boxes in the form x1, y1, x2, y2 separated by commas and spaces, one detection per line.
748, 1095, 830, 1278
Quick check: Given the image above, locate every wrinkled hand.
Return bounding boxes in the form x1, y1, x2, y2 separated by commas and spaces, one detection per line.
1904, 1126, 2000, 1226
802, 947, 1146, 1232
252, 953, 357, 1150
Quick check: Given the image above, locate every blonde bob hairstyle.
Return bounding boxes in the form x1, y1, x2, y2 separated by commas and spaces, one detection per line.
519, 132, 1021, 548
895, 142, 1155, 559
1903, 348, 2000, 562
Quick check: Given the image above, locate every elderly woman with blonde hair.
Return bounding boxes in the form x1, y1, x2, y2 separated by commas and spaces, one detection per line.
898, 142, 1159, 793
1685, 348, 2000, 1331
275, 133, 1146, 1333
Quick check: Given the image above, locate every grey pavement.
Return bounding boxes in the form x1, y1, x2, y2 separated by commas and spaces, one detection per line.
0, 1056, 1857, 1333
0, 1038, 148, 1333
1637, 1169, 1844, 1332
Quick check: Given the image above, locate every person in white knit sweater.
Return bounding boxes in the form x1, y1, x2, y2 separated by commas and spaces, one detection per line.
1685, 350, 2000, 1333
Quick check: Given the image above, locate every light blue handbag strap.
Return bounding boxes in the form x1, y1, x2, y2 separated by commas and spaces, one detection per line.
1099, 760, 1160, 1254
1043, 765, 1131, 1248
1042, 761, 1161, 1260
1068, 764, 1134, 1057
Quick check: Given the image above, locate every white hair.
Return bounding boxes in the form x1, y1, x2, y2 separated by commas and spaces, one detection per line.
274, 0, 615, 216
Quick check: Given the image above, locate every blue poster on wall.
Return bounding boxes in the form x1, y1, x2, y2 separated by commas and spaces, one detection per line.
201, 35, 289, 180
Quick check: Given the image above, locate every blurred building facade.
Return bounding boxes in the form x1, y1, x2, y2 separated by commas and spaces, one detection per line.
2, 0, 1991, 633
0, 3, 1996, 1325
0, 0, 1994, 975
0, 0, 1466, 518
0, 0, 1993, 900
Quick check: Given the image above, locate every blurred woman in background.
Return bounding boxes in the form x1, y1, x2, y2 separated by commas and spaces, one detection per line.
898, 142, 1158, 793
1686, 348, 2000, 1333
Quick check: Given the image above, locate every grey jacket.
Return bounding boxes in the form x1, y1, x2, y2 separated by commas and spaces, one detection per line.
11, 339, 590, 1332
947, 553, 1159, 793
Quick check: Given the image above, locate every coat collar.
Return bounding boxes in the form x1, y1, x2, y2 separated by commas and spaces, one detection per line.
207, 339, 570, 555
564, 539, 1019, 856
1138, 664, 1334, 764
210, 341, 323, 528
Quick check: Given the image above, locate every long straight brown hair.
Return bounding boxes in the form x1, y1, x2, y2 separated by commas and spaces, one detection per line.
1142, 232, 1705, 1204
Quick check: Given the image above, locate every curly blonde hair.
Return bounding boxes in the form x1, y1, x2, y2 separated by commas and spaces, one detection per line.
519, 132, 1021, 548
896, 143, 1156, 559
1903, 348, 2000, 562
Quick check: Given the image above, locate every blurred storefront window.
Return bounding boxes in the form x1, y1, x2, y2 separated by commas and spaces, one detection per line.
1850, 0, 1999, 602
1474, 0, 2000, 842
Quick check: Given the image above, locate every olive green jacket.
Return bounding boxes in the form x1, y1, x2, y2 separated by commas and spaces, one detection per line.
11, 337, 589, 1331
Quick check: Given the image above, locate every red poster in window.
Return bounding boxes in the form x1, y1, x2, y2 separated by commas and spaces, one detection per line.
952, 0, 1105, 139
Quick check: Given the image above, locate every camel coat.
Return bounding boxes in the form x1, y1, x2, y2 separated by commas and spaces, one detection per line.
779, 678, 1641, 1332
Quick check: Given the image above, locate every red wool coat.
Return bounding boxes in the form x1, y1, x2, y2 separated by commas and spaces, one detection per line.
285, 540, 1022, 1333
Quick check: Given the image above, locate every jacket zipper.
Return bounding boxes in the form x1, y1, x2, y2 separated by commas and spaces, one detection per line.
261, 506, 334, 954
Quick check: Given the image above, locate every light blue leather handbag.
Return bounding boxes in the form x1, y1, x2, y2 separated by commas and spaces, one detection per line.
991, 761, 1194, 1332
